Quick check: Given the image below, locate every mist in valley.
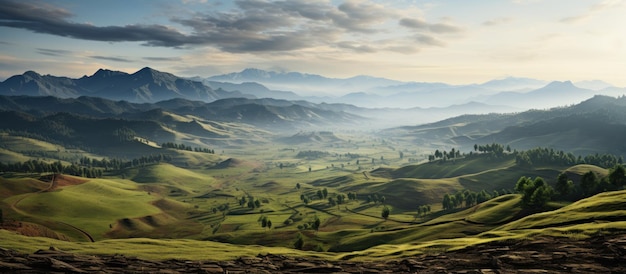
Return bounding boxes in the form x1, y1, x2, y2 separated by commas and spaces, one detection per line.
1, 0, 626, 272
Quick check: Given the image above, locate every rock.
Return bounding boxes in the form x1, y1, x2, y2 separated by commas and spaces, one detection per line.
1, 234, 626, 273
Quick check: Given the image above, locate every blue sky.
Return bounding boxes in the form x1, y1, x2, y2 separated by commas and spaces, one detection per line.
0, 0, 624, 86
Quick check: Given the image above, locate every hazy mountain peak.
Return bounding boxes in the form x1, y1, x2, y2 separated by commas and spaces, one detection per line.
575, 80, 614, 91
240, 68, 272, 78
542, 80, 577, 90
479, 76, 547, 91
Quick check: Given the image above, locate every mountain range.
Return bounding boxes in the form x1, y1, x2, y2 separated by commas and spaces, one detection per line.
3, 67, 625, 110
0, 67, 245, 103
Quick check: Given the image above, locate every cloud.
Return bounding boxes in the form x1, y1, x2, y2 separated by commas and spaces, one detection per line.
428, 23, 462, 33
36, 48, 73, 56
560, 0, 624, 23
0, 0, 196, 47
415, 35, 446, 47
0, 0, 458, 54
143, 57, 183, 62
399, 17, 463, 33
482, 17, 513, 26
90, 56, 133, 62
399, 18, 427, 29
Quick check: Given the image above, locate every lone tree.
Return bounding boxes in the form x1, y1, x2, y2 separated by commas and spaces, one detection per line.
555, 172, 574, 197
294, 233, 304, 249
381, 206, 390, 220
312, 217, 321, 231
580, 171, 599, 196
609, 164, 626, 189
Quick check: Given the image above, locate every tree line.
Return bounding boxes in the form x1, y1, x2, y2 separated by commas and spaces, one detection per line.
516, 164, 625, 209
442, 189, 511, 210
0, 154, 173, 177
515, 147, 623, 168
161, 142, 215, 154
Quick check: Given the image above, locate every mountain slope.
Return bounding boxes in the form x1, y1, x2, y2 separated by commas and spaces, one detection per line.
386, 95, 626, 157
0, 68, 244, 103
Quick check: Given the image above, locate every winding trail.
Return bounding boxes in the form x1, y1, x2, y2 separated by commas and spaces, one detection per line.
9, 174, 96, 242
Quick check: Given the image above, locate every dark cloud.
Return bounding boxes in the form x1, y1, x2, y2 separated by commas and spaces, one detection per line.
415, 35, 445, 47
0, 0, 195, 47
399, 18, 427, 29
0, 0, 456, 54
428, 23, 462, 33
399, 17, 463, 34
36, 48, 72, 56
482, 17, 512, 26
143, 57, 182, 62
90, 56, 133, 62
336, 41, 377, 53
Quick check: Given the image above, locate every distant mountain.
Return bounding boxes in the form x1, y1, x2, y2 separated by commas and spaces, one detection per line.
204, 81, 301, 100
208, 68, 403, 96
386, 95, 626, 157
477, 77, 547, 92
0, 68, 246, 103
483, 81, 595, 109
165, 97, 366, 130
575, 80, 614, 91
276, 131, 344, 145
0, 95, 367, 133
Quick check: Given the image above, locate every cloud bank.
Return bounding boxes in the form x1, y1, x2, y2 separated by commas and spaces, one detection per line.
0, 0, 462, 54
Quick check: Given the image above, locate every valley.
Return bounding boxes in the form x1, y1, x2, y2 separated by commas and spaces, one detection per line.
1, 69, 626, 272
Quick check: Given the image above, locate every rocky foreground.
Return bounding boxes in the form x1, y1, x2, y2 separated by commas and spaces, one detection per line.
1, 234, 626, 273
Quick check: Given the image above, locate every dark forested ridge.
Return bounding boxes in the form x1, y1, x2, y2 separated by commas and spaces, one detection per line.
387, 95, 626, 158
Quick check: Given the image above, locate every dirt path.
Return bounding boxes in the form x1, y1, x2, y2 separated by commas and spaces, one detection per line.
9, 174, 96, 242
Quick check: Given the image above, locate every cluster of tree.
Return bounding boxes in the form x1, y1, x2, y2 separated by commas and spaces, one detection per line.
258, 215, 272, 230
442, 189, 509, 210
296, 150, 329, 159
517, 164, 625, 209
316, 188, 329, 200
338, 153, 361, 159
161, 142, 215, 154
415, 205, 431, 218
474, 143, 510, 155
211, 203, 230, 216
365, 193, 386, 204
299, 194, 311, 205
328, 194, 346, 206
77, 154, 172, 170
428, 148, 461, 162
516, 147, 623, 168
515, 176, 554, 209
239, 196, 262, 209
296, 216, 321, 231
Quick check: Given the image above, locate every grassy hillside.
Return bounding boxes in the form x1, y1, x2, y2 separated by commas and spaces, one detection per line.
3, 190, 626, 262
5, 178, 163, 241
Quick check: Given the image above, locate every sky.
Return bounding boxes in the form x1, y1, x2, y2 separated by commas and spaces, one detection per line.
0, 0, 625, 86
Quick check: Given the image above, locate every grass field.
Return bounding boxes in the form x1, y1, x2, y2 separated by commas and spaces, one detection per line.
2, 130, 625, 261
